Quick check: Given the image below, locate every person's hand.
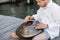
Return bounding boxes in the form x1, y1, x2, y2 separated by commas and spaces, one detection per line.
35, 22, 48, 29
24, 16, 33, 22
10, 32, 19, 39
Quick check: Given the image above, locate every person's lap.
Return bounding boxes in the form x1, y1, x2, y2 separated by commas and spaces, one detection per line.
32, 31, 50, 40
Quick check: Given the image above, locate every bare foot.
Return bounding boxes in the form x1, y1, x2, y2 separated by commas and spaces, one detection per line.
10, 32, 19, 39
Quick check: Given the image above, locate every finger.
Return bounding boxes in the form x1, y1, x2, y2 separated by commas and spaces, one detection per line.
35, 26, 41, 29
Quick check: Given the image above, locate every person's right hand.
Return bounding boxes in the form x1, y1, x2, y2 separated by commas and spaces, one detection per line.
24, 16, 33, 22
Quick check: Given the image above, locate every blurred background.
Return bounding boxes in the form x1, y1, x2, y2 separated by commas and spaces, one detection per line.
0, 0, 60, 19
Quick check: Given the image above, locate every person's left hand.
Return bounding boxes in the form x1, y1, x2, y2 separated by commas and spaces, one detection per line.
35, 22, 48, 29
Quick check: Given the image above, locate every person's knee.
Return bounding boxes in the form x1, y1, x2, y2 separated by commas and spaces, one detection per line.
32, 36, 46, 40
32, 32, 46, 40
32, 38, 46, 40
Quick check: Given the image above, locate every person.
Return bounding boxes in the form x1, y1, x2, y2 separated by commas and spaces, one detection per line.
10, 0, 60, 40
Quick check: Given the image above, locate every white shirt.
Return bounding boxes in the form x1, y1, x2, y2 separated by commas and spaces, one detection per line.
32, 1, 60, 39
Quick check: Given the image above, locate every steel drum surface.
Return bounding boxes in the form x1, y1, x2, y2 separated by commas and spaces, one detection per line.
16, 21, 44, 38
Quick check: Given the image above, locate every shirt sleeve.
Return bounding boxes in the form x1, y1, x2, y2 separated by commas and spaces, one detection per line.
48, 21, 60, 29
32, 14, 39, 21
32, 9, 40, 21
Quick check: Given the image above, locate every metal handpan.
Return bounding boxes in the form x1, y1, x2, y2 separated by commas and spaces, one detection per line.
16, 21, 44, 38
